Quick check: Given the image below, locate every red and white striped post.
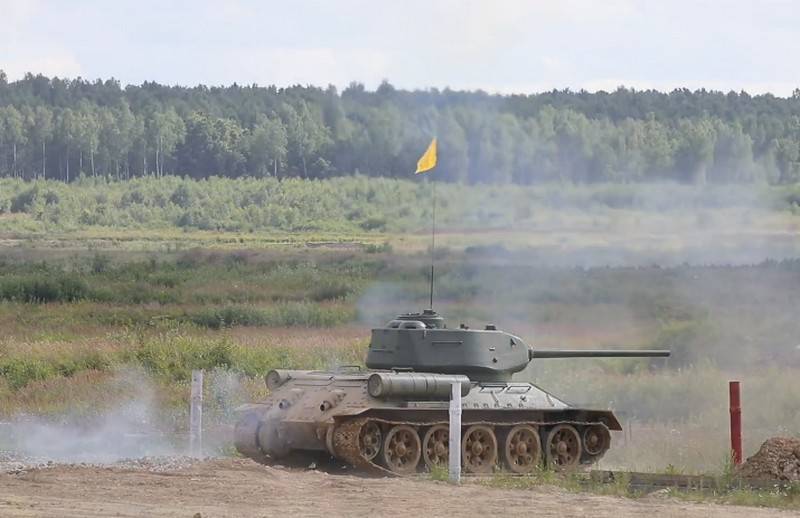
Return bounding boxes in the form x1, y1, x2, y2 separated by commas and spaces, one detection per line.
729, 380, 742, 465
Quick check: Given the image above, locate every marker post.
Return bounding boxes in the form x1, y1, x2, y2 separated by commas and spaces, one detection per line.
449, 382, 462, 484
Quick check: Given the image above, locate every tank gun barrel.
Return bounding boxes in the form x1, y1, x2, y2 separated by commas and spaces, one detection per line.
529, 349, 670, 360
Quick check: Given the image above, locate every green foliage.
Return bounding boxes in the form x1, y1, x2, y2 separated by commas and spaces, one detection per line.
2, 75, 800, 184
0, 350, 111, 390
0, 328, 365, 390
0, 274, 92, 302
0, 176, 795, 235
476, 469, 799, 510
187, 302, 354, 329
364, 241, 393, 254
428, 464, 449, 482
129, 336, 235, 381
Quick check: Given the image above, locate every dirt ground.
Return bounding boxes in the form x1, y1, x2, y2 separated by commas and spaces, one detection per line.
0, 458, 794, 518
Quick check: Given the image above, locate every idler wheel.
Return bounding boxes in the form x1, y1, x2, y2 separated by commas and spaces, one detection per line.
422, 425, 449, 469
358, 420, 382, 461
381, 425, 421, 474
582, 424, 611, 457
462, 425, 497, 473
503, 425, 541, 474
545, 424, 582, 470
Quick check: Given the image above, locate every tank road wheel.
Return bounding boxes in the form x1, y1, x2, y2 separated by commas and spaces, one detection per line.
462, 425, 498, 473
503, 425, 541, 474
422, 425, 449, 469
381, 425, 422, 474
358, 420, 382, 461
545, 424, 582, 470
582, 424, 611, 457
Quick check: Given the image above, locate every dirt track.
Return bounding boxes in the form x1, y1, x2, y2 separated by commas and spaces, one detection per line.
0, 459, 793, 518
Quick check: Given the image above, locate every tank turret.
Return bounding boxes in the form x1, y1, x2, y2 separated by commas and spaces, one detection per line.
366, 310, 669, 381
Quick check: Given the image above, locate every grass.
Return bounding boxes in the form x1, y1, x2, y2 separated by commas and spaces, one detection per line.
3, 176, 797, 234
0, 327, 366, 393
0, 219, 799, 480
473, 468, 800, 510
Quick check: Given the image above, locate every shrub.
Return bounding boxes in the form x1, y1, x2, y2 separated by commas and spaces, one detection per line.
0, 358, 57, 389
364, 241, 393, 254
129, 336, 235, 381
0, 274, 93, 303
187, 302, 354, 329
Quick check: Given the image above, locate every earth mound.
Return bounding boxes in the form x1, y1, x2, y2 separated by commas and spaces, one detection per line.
738, 437, 800, 481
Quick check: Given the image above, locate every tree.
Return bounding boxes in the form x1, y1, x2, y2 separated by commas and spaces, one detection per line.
247, 114, 288, 177
98, 101, 135, 178
55, 108, 80, 181
280, 101, 331, 178
674, 118, 717, 184
177, 112, 246, 177
76, 103, 100, 177
773, 137, 800, 183
0, 106, 27, 178
1, 72, 800, 185
436, 110, 469, 183
147, 108, 186, 177
30, 106, 53, 179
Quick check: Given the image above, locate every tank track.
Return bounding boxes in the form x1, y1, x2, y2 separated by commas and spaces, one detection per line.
330, 415, 610, 477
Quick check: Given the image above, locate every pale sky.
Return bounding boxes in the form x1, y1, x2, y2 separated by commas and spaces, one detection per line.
2, 0, 799, 96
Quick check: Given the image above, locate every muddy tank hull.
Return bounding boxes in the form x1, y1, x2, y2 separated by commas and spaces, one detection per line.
234, 369, 621, 474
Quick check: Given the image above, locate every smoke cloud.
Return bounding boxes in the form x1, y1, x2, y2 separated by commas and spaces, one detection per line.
0, 369, 178, 463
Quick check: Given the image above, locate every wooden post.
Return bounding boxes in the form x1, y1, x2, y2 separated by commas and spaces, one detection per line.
190, 370, 204, 457
729, 380, 742, 465
448, 382, 461, 484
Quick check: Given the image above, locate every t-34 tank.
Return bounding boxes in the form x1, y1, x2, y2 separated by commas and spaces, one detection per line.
235, 309, 669, 474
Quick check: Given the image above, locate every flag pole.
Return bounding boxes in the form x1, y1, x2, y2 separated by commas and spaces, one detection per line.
430, 178, 436, 309
415, 137, 438, 310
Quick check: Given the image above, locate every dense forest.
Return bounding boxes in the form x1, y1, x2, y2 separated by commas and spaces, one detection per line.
0, 71, 799, 185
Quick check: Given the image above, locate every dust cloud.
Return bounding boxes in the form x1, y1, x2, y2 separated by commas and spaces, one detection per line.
0, 367, 252, 464
0, 369, 177, 463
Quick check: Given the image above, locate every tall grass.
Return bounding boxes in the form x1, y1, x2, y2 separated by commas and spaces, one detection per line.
0, 330, 366, 391
187, 303, 355, 329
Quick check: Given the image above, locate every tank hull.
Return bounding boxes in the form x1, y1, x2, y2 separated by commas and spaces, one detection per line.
235, 369, 620, 474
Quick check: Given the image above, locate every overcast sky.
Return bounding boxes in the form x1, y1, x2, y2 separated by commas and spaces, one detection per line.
2, 0, 799, 96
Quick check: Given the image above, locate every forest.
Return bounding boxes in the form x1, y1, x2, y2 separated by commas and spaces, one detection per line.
0, 71, 799, 185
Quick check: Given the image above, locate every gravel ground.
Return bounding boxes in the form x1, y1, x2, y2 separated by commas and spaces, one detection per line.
0, 451, 202, 475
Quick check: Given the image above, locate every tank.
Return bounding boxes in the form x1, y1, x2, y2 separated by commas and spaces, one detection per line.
234, 309, 669, 474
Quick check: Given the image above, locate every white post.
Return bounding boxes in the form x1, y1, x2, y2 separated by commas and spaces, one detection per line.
448, 382, 462, 484
190, 369, 204, 457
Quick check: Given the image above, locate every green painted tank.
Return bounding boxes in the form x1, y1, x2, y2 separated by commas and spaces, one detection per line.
234, 309, 669, 474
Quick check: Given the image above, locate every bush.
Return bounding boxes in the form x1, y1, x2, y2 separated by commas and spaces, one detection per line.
0, 274, 93, 303
0, 350, 111, 390
364, 241, 393, 254
0, 358, 57, 389
187, 302, 354, 329
308, 280, 352, 301
188, 306, 269, 329
129, 336, 235, 381
360, 216, 387, 231
10, 187, 39, 213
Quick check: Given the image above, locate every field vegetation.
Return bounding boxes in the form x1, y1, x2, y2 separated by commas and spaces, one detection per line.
0, 178, 798, 485
0, 176, 799, 237
476, 469, 800, 511
0, 242, 798, 473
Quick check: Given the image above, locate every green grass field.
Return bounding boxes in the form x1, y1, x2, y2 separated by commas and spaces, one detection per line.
1, 178, 799, 484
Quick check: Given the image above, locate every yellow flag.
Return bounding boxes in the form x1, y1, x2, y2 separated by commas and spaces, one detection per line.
415, 138, 437, 174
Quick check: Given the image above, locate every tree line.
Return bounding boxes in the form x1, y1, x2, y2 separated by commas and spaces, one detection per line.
0, 71, 799, 184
